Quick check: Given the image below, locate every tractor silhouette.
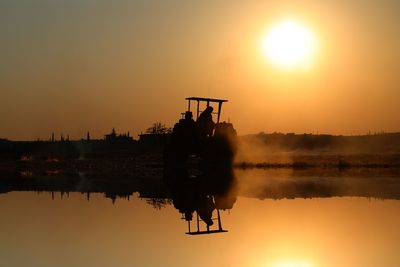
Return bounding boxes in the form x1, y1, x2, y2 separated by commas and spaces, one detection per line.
164, 97, 238, 235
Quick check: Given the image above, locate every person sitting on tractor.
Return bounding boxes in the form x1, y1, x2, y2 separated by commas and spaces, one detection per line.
196, 106, 215, 138
184, 111, 195, 125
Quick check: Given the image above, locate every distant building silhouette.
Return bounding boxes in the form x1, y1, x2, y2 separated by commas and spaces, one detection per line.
104, 128, 133, 142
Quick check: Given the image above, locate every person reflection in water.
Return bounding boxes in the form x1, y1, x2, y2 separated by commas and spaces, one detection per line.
166, 165, 237, 227
171, 179, 216, 226
197, 195, 215, 225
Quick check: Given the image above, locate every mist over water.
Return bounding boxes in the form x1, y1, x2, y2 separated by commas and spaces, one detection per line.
235, 133, 400, 165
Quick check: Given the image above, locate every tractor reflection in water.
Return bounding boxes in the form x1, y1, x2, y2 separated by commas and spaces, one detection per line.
164, 97, 238, 234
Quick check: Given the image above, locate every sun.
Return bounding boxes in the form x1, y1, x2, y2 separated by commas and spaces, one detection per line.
261, 19, 317, 69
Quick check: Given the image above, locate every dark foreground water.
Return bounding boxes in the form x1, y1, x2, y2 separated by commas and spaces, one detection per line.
1, 170, 400, 267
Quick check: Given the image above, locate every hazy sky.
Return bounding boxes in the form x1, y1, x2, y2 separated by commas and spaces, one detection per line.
1, 0, 399, 140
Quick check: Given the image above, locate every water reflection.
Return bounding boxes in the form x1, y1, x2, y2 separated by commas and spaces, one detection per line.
0, 192, 399, 267
164, 160, 237, 234
236, 168, 400, 200
2, 168, 400, 239
2, 168, 400, 202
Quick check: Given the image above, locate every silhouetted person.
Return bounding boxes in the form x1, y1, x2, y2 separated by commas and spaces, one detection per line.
170, 111, 197, 156
197, 106, 215, 138
184, 111, 194, 121
197, 195, 215, 226
182, 111, 196, 134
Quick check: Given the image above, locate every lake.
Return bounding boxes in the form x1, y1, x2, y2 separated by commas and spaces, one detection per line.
0, 169, 399, 267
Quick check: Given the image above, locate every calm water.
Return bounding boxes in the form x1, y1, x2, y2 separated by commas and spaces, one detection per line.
1, 185, 400, 267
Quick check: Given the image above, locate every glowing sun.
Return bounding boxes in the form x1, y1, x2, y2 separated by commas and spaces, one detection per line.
261, 19, 317, 69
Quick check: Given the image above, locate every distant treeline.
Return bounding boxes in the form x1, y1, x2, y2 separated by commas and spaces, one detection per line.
0, 134, 169, 161
1, 132, 400, 161
0, 124, 172, 161
240, 132, 400, 154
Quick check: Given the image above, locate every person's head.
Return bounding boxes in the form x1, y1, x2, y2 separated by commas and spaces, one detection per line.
185, 111, 193, 120
205, 106, 213, 113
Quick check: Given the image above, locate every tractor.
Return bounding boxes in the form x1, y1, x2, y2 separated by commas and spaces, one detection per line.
163, 97, 238, 234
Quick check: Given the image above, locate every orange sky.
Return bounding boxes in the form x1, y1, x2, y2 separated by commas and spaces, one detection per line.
1, 1, 400, 140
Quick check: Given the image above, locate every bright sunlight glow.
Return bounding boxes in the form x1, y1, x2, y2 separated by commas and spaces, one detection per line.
261, 19, 317, 69
271, 260, 314, 267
